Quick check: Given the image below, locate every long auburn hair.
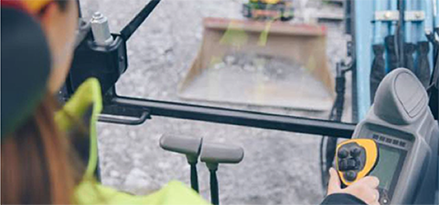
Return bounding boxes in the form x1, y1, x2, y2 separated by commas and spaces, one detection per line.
1, 93, 81, 204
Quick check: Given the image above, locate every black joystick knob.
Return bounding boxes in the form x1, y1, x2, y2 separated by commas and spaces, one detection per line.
338, 148, 349, 159
344, 170, 357, 182
339, 159, 348, 171
350, 147, 362, 157
346, 159, 357, 169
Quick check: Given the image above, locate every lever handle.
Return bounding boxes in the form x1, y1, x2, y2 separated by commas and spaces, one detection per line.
159, 135, 202, 162
200, 142, 244, 205
200, 143, 244, 165
160, 134, 202, 192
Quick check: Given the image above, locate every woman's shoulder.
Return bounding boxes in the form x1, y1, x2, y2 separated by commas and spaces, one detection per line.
149, 180, 210, 205
75, 179, 210, 205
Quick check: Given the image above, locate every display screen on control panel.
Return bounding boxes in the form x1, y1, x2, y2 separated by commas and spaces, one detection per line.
369, 144, 407, 200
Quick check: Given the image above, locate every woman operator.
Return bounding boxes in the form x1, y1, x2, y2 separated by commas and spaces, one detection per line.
1, 0, 379, 204
2, 0, 80, 203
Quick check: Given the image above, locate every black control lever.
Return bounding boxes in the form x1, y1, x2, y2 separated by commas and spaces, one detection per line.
159, 135, 203, 192
200, 143, 244, 205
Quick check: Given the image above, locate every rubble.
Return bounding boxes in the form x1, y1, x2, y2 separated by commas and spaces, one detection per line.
211, 53, 303, 81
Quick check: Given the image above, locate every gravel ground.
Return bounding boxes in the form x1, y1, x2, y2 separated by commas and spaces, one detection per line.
83, 0, 350, 204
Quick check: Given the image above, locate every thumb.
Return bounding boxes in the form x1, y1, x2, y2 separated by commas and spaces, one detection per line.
327, 168, 341, 195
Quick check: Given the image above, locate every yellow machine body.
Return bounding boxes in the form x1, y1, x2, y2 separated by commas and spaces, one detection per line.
250, 0, 282, 4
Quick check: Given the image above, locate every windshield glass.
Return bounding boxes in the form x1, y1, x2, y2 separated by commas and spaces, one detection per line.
81, 0, 352, 122
80, 0, 352, 204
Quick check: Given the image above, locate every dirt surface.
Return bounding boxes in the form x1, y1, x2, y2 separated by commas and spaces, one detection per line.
83, 0, 351, 204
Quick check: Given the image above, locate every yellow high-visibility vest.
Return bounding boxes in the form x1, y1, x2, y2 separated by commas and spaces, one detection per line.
56, 78, 210, 205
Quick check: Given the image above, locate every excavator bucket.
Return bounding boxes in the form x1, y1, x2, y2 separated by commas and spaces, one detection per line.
178, 18, 334, 111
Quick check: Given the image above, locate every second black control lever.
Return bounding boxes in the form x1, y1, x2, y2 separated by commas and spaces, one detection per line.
200, 143, 244, 205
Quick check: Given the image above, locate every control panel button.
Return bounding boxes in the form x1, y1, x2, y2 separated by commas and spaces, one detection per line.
351, 147, 362, 157
339, 159, 348, 171
344, 170, 357, 181
338, 148, 349, 159
372, 134, 379, 140
347, 159, 357, 169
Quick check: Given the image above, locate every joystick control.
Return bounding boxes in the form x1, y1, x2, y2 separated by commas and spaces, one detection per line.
335, 139, 379, 186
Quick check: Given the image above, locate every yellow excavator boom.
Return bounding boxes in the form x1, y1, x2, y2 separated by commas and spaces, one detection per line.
250, 0, 282, 4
